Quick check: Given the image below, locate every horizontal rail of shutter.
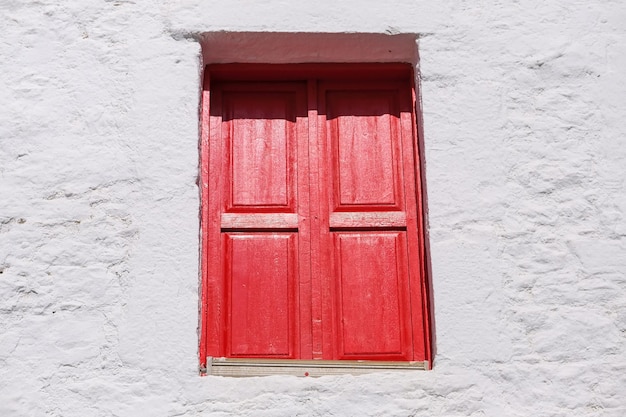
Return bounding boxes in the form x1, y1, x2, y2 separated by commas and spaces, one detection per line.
329, 212, 406, 229
221, 213, 299, 229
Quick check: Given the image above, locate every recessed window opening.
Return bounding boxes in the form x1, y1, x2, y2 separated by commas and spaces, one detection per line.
198, 34, 431, 377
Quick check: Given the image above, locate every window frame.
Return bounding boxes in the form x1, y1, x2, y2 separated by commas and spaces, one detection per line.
199, 63, 432, 376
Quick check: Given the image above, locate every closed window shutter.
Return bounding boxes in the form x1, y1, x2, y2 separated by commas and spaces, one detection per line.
201, 65, 431, 367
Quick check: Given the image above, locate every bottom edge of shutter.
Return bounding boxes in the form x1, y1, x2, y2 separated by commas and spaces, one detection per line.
205, 357, 428, 377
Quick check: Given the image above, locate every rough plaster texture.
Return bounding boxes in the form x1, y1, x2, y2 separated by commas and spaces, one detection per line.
1, 1, 625, 416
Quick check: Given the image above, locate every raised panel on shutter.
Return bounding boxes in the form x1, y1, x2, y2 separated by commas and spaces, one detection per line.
332, 232, 413, 360
225, 233, 298, 358
223, 90, 296, 212
326, 88, 404, 213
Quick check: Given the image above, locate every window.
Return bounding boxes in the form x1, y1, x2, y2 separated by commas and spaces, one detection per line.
200, 64, 431, 376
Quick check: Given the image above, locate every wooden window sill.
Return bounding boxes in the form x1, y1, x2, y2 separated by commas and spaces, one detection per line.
204, 357, 429, 377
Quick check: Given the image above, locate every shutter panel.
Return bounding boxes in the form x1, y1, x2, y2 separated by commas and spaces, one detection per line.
319, 81, 418, 361
224, 233, 297, 357
207, 82, 309, 359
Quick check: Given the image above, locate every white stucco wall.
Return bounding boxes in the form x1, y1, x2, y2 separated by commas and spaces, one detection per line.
1, 1, 625, 416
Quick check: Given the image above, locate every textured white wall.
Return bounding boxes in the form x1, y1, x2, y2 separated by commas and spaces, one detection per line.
1, 1, 625, 416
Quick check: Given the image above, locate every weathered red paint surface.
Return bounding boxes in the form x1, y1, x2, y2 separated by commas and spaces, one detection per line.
225, 233, 298, 358
332, 232, 412, 360
200, 64, 431, 368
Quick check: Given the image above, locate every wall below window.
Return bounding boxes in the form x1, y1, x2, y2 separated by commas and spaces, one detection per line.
1, 1, 625, 416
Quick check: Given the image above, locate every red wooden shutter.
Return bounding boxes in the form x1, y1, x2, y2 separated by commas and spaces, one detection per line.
318, 81, 424, 361
202, 65, 431, 367
206, 82, 311, 359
